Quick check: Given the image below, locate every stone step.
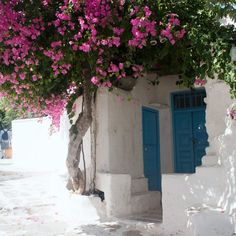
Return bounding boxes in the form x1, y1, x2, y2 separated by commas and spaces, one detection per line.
131, 177, 148, 194
131, 191, 161, 214
205, 146, 217, 156
195, 165, 226, 198
202, 155, 219, 167
125, 209, 162, 223
195, 165, 223, 176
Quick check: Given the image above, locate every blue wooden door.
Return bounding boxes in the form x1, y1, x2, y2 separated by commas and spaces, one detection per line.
174, 112, 195, 173
173, 90, 208, 173
142, 107, 161, 191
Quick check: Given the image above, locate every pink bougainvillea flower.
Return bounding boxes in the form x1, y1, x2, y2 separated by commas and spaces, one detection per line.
91, 76, 99, 85
194, 78, 207, 86
79, 43, 91, 52
32, 75, 38, 81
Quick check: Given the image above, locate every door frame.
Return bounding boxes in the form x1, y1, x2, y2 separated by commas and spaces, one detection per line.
171, 89, 207, 173
142, 106, 161, 191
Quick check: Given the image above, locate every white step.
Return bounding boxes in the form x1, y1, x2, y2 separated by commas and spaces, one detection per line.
125, 209, 162, 223
195, 165, 226, 196
205, 146, 216, 156
131, 191, 161, 214
131, 177, 148, 194
196, 165, 223, 176
202, 155, 219, 167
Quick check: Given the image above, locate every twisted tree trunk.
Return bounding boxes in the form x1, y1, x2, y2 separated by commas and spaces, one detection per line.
90, 92, 97, 193
66, 79, 93, 193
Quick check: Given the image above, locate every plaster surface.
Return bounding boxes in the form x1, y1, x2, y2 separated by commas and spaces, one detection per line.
11, 97, 92, 188
95, 75, 199, 217
96, 75, 189, 178
12, 74, 236, 232
12, 117, 68, 173
161, 79, 236, 235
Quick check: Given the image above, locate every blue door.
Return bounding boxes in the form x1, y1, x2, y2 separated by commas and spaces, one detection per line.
174, 112, 195, 173
142, 107, 161, 191
172, 90, 209, 173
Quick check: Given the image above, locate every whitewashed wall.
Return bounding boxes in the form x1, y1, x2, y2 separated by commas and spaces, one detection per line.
161, 79, 236, 236
12, 97, 91, 181
12, 117, 69, 172
12, 72, 236, 228
96, 74, 187, 177
95, 74, 190, 216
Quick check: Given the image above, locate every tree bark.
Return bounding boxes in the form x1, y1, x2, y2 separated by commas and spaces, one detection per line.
90, 92, 97, 193
66, 79, 93, 193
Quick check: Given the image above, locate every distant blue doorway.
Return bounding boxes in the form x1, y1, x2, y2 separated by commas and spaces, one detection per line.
142, 107, 161, 191
172, 90, 209, 173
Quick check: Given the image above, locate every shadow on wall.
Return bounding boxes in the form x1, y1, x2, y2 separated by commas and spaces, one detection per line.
217, 106, 236, 231
187, 108, 236, 235
161, 80, 236, 235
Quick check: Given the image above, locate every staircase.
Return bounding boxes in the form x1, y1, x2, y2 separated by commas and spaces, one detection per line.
127, 177, 162, 222
202, 154, 218, 166
161, 148, 226, 235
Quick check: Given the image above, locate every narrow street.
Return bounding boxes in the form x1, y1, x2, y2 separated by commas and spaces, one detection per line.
0, 162, 165, 236
0, 162, 77, 236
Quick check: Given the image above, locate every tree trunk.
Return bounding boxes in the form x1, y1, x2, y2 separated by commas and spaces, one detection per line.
66, 79, 93, 193
90, 92, 97, 193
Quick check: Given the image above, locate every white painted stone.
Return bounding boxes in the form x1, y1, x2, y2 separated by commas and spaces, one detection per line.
161, 78, 236, 235
161, 167, 226, 235
189, 211, 234, 236
11, 74, 190, 218
94, 75, 188, 217
12, 117, 68, 173
95, 75, 188, 179
131, 191, 161, 214
11, 98, 93, 189
201, 155, 218, 167
96, 172, 161, 217
11, 68, 236, 236
96, 172, 132, 217
131, 177, 148, 194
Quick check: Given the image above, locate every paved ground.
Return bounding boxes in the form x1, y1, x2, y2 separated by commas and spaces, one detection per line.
0, 161, 173, 236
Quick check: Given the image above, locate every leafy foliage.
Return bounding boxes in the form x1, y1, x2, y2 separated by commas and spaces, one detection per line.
0, 0, 235, 127
0, 98, 22, 130
207, 0, 236, 21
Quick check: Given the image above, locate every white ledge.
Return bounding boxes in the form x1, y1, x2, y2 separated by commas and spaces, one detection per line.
149, 103, 169, 109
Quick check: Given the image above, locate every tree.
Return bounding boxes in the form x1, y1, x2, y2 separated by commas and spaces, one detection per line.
0, 0, 235, 193
207, 0, 236, 21
0, 98, 23, 130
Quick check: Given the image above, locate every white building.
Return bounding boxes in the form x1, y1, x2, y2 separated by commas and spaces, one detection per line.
11, 45, 236, 235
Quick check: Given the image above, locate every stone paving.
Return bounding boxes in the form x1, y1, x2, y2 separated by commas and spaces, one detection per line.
0, 162, 174, 236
